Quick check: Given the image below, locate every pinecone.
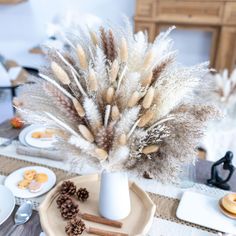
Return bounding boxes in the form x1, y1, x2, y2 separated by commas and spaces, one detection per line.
56, 194, 72, 208
65, 217, 86, 236
95, 126, 114, 151
60, 198, 79, 220
76, 188, 89, 202
60, 181, 77, 196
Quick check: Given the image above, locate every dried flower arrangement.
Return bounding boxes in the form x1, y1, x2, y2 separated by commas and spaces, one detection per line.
206, 69, 236, 110
17, 20, 218, 182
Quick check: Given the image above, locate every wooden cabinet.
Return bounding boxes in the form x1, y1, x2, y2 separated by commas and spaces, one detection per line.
134, 0, 236, 72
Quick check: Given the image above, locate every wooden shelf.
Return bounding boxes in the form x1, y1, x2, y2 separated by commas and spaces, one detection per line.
0, 0, 26, 4
135, 0, 236, 72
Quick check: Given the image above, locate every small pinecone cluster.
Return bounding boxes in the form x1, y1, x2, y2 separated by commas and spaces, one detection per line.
60, 181, 77, 196
57, 195, 79, 220
65, 217, 86, 236
76, 188, 89, 202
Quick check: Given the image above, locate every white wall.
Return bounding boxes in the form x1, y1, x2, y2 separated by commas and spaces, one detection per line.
0, 0, 213, 122
0, 0, 136, 122
0, 0, 136, 66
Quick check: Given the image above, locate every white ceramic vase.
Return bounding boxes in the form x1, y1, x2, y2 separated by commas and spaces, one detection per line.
99, 170, 131, 220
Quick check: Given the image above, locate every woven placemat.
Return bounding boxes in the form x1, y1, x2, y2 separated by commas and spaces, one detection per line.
0, 154, 218, 234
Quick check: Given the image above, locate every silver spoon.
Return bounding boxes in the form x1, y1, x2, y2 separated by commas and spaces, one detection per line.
6, 201, 33, 236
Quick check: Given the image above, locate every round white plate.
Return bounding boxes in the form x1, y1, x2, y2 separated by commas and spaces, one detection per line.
5, 166, 56, 199
19, 125, 39, 146
0, 185, 15, 225
24, 126, 56, 149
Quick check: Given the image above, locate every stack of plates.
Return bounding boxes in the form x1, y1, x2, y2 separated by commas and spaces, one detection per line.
19, 125, 56, 149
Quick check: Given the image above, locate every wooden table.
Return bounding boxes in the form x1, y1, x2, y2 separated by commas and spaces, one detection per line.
0, 120, 235, 235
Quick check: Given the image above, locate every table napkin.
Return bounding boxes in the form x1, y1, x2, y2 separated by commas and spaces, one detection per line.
16, 144, 65, 161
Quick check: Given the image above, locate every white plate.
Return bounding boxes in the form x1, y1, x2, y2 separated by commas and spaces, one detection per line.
23, 126, 56, 149
19, 125, 38, 146
176, 191, 236, 234
0, 185, 15, 225
4, 166, 56, 199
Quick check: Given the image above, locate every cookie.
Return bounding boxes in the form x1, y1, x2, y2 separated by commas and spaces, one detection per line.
35, 173, 48, 183
31, 131, 42, 139
28, 181, 42, 193
18, 179, 30, 189
24, 169, 36, 181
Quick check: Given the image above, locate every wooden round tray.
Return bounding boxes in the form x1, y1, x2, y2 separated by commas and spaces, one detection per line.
39, 174, 156, 236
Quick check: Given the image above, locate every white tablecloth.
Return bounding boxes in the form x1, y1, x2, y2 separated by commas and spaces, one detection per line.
0, 138, 225, 236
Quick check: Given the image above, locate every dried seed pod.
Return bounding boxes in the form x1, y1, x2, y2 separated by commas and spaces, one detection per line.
76, 44, 88, 70
142, 86, 155, 109
142, 50, 154, 70
118, 134, 127, 145
142, 145, 159, 154
88, 68, 97, 92
60, 181, 77, 196
110, 59, 119, 83
76, 188, 89, 202
56, 194, 72, 208
95, 148, 108, 161
128, 91, 140, 108
89, 30, 98, 46
60, 199, 79, 220
111, 105, 120, 121
141, 71, 153, 87
78, 125, 94, 142
65, 217, 86, 235
106, 87, 115, 104
120, 37, 128, 63
51, 61, 70, 85
138, 110, 154, 127
72, 98, 85, 117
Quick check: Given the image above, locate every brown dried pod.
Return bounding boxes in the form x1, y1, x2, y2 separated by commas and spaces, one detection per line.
72, 98, 85, 117
78, 125, 95, 143
60, 181, 77, 196
110, 59, 119, 83
76, 44, 88, 70
138, 110, 154, 127
141, 71, 153, 87
51, 61, 70, 85
128, 91, 140, 108
120, 37, 128, 63
106, 87, 115, 104
87, 68, 98, 92
89, 30, 98, 46
111, 105, 120, 121
142, 86, 155, 109
60, 199, 79, 220
118, 134, 127, 145
142, 50, 154, 70
56, 194, 72, 208
142, 145, 159, 154
76, 188, 89, 202
95, 148, 108, 161
96, 126, 114, 151
65, 217, 86, 236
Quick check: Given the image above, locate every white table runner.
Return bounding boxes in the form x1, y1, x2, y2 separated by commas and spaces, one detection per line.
0, 138, 227, 235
